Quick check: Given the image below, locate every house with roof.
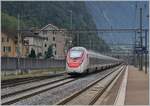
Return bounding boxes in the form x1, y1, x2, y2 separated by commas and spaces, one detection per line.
39, 24, 69, 59
1, 23, 72, 60
1, 32, 28, 57
23, 29, 47, 58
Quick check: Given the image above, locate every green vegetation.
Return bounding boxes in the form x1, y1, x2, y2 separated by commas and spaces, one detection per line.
2, 12, 17, 35
2, 1, 110, 52
45, 45, 53, 59
28, 48, 36, 58
1, 67, 65, 81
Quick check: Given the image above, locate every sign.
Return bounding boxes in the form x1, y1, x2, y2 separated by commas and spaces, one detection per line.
135, 46, 147, 54
135, 50, 148, 54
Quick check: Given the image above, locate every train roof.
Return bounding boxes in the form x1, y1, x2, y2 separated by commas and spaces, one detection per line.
88, 50, 119, 61
70, 46, 119, 61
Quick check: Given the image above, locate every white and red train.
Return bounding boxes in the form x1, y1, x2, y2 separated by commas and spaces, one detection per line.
66, 47, 122, 75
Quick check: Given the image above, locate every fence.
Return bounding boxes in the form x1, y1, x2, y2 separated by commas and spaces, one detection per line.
1, 57, 65, 71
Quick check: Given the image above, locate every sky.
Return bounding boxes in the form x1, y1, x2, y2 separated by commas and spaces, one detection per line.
85, 1, 149, 48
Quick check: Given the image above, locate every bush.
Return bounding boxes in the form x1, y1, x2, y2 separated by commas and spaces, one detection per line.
28, 48, 36, 58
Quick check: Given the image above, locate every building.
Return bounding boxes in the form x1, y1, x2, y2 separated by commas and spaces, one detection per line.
13, 24, 71, 59
23, 30, 46, 58
39, 24, 70, 59
1, 32, 28, 57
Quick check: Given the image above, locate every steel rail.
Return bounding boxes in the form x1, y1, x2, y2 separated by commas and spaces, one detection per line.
2, 64, 122, 105
56, 65, 125, 105
1, 78, 76, 105
89, 66, 126, 105
2, 72, 65, 88
1, 76, 69, 98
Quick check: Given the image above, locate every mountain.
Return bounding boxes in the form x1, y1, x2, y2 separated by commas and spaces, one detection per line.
85, 1, 149, 46
2, 1, 110, 52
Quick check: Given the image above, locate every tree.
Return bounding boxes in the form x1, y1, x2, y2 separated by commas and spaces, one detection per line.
45, 45, 53, 59
28, 48, 36, 58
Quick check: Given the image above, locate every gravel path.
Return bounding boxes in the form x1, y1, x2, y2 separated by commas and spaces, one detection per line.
11, 67, 119, 105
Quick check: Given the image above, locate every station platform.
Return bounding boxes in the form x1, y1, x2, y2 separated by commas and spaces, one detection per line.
99, 65, 149, 105
125, 65, 149, 105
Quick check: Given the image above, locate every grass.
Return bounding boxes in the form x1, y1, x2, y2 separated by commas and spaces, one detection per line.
1, 67, 65, 81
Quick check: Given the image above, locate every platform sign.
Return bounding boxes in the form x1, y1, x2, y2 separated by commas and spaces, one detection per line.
135, 46, 148, 54
135, 49, 148, 54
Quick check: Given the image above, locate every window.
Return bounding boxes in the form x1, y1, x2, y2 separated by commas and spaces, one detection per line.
52, 31, 55, 35
2, 37, 4, 42
3, 47, 5, 52
7, 37, 9, 42
45, 44, 47, 47
3, 46, 11, 52
54, 44, 56, 47
53, 37, 55, 41
55, 51, 56, 55
70, 50, 84, 58
8, 47, 11, 52
52, 31, 57, 35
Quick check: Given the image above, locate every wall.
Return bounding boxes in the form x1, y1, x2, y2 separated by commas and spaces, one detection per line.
1, 57, 65, 71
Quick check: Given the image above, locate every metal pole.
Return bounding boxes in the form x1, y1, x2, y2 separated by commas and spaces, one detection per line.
17, 14, 20, 74
69, 10, 72, 47
139, 8, 143, 71
70, 10, 72, 30
77, 33, 79, 46
134, 31, 137, 67
145, 30, 148, 73
89, 40, 91, 50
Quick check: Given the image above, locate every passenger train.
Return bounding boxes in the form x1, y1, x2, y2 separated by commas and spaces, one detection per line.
66, 47, 122, 75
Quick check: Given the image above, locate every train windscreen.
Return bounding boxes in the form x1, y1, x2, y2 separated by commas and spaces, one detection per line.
70, 50, 83, 58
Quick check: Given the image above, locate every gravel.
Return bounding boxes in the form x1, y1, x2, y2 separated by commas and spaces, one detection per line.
1, 75, 67, 96
11, 66, 119, 105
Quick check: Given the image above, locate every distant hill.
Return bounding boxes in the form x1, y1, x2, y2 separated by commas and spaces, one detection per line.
2, 1, 110, 52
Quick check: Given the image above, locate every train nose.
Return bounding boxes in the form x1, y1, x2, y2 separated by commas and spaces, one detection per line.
67, 49, 85, 68
67, 59, 82, 68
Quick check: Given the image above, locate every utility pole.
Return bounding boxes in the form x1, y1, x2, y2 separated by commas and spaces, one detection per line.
77, 33, 79, 46
134, 31, 137, 67
139, 8, 143, 71
69, 10, 72, 47
89, 40, 92, 50
70, 10, 72, 30
145, 30, 148, 73
17, 14, 21, 74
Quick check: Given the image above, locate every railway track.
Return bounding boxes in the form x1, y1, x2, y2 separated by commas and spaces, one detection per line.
1, 72, 65, 88
56, 65, 126, 105
1, 76, 75, 105
1, 65, 123, 105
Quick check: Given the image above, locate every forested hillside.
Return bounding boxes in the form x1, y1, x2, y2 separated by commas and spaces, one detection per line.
2, 1, 110, 52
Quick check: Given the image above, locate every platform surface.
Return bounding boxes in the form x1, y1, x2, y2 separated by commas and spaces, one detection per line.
125, 65, 149, 105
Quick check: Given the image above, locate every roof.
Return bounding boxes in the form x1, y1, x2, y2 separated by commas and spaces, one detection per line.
40, 24, 59, 31
22, 31, 47, 40
1, 31, 18, 40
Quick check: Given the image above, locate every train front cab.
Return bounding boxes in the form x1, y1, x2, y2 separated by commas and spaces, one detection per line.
66, 48, 88, 75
